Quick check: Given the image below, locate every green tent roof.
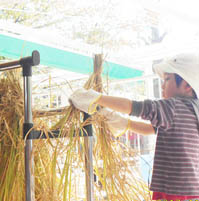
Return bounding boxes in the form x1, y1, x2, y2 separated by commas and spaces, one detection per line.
0, 33, 143, 79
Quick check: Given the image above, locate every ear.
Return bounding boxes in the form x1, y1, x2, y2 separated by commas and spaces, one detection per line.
182, 80, 193, 94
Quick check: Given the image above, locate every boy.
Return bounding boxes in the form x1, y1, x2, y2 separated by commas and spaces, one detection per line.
69, 53, 199, 201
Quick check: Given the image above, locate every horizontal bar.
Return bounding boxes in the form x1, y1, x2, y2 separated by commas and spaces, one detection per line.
0, 60, 20, 68
25, 130, 61, 140
0, 64, 21, 71
25, 128, 93, 140
33, 107, 67, 118
34, 106, 100, 118
0, 50, 40, 71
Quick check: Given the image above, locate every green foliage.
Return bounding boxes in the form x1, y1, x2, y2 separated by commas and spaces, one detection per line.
0, 56, 6, 60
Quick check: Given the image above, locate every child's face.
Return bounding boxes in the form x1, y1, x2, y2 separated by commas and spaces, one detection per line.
161, 73, 184, 99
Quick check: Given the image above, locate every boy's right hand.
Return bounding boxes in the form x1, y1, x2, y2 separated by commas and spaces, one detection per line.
69, 88, 102, 114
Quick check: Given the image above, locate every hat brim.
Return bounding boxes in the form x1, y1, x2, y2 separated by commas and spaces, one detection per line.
153, 61, 199, 98
153, 62, 176, 79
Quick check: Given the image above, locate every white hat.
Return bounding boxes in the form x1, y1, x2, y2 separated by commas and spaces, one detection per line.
153, 53, 199, 98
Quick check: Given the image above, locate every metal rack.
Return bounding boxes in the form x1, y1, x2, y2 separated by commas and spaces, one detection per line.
0, 51, 94, 201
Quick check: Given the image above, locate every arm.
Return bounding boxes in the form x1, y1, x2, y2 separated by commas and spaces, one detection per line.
128, 120, 155, 135
96, 95, 155, 135
98, 102, 155, 136
69, 89, 156, 135
97, 95, 132, 115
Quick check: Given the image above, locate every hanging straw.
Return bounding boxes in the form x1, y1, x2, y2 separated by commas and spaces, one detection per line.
0, 54, 151, 201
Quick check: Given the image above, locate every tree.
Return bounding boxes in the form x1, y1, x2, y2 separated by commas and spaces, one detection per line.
0, 0, 165, 51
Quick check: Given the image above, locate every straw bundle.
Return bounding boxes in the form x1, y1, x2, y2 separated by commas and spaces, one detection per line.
0, 55, 151, 201
0, 70, 25, 200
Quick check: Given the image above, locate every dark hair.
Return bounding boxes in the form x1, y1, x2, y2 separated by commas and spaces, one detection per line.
174, 74, 197, 98
174, 74, 183, 87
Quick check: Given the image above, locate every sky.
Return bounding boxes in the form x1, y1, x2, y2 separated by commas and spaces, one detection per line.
156, 0, 199, 43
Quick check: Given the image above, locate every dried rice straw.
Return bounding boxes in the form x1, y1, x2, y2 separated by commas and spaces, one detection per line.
0, 54, 151, 201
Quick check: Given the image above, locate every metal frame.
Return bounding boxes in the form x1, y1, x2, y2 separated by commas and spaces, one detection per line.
0, 51, 94, 201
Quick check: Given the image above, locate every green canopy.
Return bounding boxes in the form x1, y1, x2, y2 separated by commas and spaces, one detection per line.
0, 33, 143, 79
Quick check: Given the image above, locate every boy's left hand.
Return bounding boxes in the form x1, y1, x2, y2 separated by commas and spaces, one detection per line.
99, 108, 130, 136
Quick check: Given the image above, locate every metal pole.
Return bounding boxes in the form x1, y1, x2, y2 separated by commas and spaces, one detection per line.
24, 75, 35, 201
0, 51, 39, 201
22, 51, 40, 201
83, 113, 94, 201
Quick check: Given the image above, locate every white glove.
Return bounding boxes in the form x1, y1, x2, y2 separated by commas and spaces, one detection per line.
69, 88, 102, 114
99, 108, 130, 137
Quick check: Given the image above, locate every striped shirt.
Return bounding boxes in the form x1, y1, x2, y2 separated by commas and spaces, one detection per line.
132, 97, 199, 195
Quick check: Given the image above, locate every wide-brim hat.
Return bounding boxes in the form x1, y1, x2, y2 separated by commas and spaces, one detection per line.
153, 53, 199, 98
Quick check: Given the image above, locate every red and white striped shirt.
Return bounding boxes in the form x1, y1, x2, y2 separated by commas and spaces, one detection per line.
134, 97, 199, 196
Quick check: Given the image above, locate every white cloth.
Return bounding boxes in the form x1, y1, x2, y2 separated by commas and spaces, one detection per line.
69, 88, 102, 114
99, 108, 129, 136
